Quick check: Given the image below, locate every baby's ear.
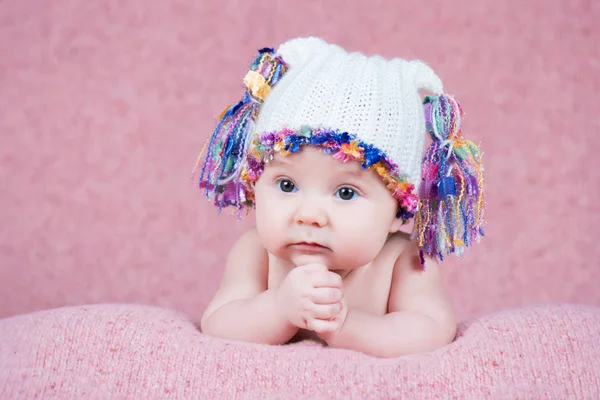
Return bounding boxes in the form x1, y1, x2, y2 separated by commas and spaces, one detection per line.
389, 215, 405, 233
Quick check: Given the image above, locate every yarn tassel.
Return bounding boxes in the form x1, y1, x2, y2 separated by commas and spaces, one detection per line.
193, 48, 288, 214
413, 94, 485, 264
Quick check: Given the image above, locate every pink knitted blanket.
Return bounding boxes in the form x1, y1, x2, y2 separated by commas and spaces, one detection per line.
1, 303, 598, 399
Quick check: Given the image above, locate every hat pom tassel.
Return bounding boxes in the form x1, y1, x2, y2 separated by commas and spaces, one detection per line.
413, 94, 486, 264
192, 48, 288, 214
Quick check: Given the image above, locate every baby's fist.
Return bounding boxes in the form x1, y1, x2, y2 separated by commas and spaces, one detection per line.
275, 263, 343, 331
310, 297, 348, 336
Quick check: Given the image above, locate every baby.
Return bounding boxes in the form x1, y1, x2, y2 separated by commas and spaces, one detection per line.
195, 37, 485, 358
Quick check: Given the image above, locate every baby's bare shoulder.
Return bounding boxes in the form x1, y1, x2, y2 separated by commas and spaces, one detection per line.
215, 227, 268, 293
386, 233, 455, 328
387, 231, 440, 280
200, 227, 268, 327
366, 232, 414, 279
230, 226, 264, 253
225, 227, 269, 275
379, 231, 413, 261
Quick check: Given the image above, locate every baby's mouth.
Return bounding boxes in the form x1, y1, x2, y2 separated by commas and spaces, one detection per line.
289, 242, 330, 251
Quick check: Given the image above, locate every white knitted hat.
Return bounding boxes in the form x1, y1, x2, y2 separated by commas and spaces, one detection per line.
196, 37, 486, 262
254, 37, 443, 188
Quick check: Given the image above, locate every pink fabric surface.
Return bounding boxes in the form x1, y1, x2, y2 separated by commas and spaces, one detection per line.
1, 1, 599, 321
0, 303, 599, 399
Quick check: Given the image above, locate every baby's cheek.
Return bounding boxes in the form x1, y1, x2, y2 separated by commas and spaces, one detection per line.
257, 209, 288, 246
339, 209, 378, 238
337, 231, 375, 265
338, 216, 389, 259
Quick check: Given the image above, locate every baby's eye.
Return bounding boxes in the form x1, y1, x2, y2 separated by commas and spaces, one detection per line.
277, 179, 297, 193
336, 187, 357, 201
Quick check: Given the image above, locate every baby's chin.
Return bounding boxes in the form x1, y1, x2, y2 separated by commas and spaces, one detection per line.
286, 251, 366, 270
288, 253, 331, 268
267, 243, 372, 269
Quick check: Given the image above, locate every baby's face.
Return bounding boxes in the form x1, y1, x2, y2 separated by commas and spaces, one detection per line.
253, 146, 403, 270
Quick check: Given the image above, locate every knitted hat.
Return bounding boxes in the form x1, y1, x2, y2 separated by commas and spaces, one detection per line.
194, 37, 485, 262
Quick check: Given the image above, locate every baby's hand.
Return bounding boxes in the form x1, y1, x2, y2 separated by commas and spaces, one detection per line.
276, 263, 345, 334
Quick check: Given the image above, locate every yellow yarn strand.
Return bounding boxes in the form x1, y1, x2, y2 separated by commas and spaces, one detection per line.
475, 165, 485, 226
439, 201, 452, 249
255, 53, 267, 74
266, 54, 277, 84
417, 199, 429, 247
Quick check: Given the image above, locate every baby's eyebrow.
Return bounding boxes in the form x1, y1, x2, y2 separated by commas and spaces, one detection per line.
267, 156, 291, 166
335, 167, 368, 180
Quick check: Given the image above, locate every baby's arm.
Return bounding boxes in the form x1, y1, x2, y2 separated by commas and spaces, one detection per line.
200, 228, 298, 344
320, 243, 456, 358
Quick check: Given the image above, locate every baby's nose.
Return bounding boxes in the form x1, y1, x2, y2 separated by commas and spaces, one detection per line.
294, 202, 327, 227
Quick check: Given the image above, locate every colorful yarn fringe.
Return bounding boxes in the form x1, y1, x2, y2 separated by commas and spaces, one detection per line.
413, 94, 485, 264
243, 127, 419, 222
193, 48, 288, 215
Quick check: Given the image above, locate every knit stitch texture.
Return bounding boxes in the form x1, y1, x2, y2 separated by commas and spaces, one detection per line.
254, 37, 443, 188
1, 304, 598, 399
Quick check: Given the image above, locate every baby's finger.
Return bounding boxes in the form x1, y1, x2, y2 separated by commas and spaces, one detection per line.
311, 271, 342, 288
311, 302, 342, 319
308, 318, 341, 334
310, 287, 343, 304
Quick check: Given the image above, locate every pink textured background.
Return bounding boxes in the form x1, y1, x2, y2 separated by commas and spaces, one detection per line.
0, 1, 599, 321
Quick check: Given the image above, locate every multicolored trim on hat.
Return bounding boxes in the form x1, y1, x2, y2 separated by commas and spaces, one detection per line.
242, 126, 419, 222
